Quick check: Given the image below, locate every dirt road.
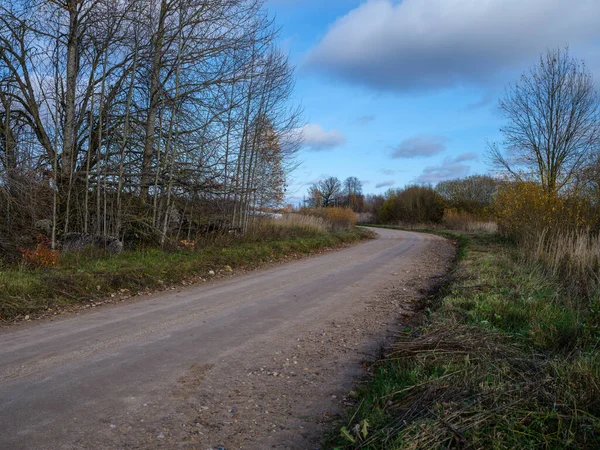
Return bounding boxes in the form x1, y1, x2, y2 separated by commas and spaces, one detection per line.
0, 228, 454, 449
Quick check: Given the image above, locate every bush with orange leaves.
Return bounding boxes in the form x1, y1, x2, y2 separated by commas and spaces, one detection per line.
494, 181, 593, 239
20, 235, 60, 267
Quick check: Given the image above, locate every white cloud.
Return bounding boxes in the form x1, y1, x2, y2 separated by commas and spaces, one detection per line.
305, 0, 600, 91
414, 153, 479, 183
453, 152, 479, 162
298, 124, 346, 151
392, 135, 448, 158
376, 180, 395, 189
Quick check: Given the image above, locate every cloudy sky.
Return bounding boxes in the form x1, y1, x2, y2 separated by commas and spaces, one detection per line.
266, 0, 600, 204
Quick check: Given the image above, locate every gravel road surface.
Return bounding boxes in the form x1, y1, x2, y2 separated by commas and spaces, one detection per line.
0, 228, 455, 449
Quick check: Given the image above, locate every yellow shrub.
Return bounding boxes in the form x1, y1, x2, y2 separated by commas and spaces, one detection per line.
494, 182, 591, 238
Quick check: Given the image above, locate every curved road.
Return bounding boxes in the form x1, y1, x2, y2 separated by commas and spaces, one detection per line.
0, 228, 452, 449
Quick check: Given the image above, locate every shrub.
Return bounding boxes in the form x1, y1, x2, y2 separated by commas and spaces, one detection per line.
436, 175, 499, 218
494, 181, 593, 239
20, 235, 60, 267
495, 181, 600, 304
378, 186, 445, 224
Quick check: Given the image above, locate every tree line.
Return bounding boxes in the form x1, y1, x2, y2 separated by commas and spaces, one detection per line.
306, 48, 600, 231
0, 0, 300, 257
304, 176, 367, 211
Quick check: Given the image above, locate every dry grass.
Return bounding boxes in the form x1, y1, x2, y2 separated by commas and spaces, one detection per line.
328, 232, 600, 449
528, 228, 600, 298
245, 214, 331, 240
443, 210, 498, 233
299, 207, 357, 231
258, 213, 329, 233
356, 212, 375, 224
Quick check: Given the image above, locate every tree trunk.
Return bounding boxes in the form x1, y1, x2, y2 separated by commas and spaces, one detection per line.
62, 0, 79, 181
141, 0, 168, 199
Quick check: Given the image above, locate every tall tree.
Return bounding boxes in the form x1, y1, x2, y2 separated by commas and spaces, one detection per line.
308, 176, 342, 207
489, 48, 600, 194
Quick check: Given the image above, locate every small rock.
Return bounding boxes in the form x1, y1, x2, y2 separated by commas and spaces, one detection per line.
109, 424, 116, 429
24, 315, 30, 320
208, 270, 215, 276
223, 265, 233, 272
156, 432, 165, 439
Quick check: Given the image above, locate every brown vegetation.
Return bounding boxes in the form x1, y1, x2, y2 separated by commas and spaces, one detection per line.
298, 207, 357, 231
377, 185, 445, 225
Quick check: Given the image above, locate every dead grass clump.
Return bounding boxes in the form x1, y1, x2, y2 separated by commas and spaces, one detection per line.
338, 323, 599, 449
389, 323, 522, 363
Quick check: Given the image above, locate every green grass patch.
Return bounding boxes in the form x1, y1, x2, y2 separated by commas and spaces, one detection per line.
0, 228, 372, 322
327, 230, 600, 449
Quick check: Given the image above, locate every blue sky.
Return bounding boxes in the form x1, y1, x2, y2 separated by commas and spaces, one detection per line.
265, 0, 600, 204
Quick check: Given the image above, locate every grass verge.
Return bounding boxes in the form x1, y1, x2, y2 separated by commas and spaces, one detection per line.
0, 228, 373, 323
327, 228, 600, 449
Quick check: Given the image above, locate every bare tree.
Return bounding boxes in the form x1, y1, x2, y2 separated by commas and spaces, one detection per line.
309, 176, 341, 207
0, 0, 301, 252
436, 175, 499, 215
489, 48, 600, 194
343, 176, 362, 196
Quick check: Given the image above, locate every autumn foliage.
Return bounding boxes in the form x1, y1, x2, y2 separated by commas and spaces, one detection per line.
494, 181, 593, 238
20, 235, 60, 267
